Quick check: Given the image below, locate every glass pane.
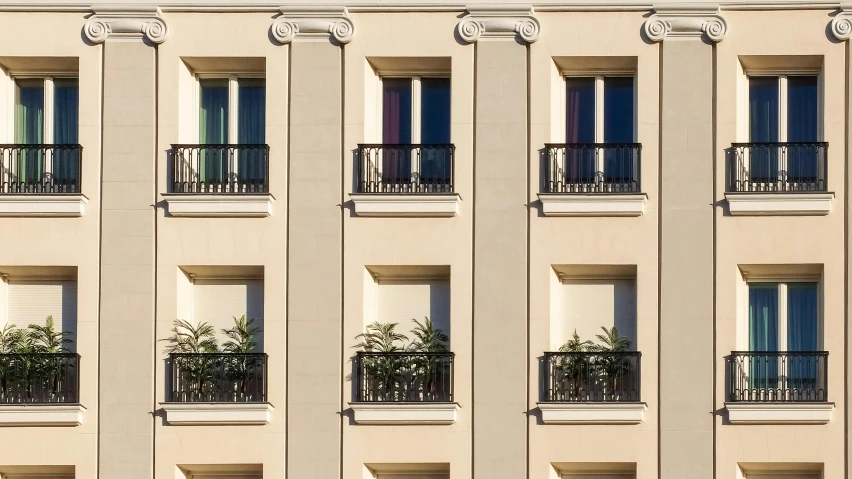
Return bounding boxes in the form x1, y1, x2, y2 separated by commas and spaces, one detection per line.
15, 79, 44, 144
420, 78, 451, 184
787, 76, 819, 183
603, 77, 634, 143
53, 78, 80, 187
238, 78, 265, 144
787, 283, 818, 351
749, 77, 779, 182
199, 79, 229, 184
749, 283, 778, 352
565, 77, 594, 143
382, 78, 412, 184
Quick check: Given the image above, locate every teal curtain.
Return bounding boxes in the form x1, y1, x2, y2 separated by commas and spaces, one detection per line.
749, 283, 779, 390
53, 79, 79, 187
787, 282, 819, 390
15, 80, 44, 186
199, 79, 229, 185
237, 79, 266, 186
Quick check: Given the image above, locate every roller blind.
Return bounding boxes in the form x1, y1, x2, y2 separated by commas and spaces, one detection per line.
5, 476, 75, 479
561, 279, 637, 350
562, 475, 634, 479
377, 280, 450, 344
191, 475, 262, 479
746, 475, 819, 479
193, 279, 264, 351
376, 475, 449, 479
6, 281, 77, 349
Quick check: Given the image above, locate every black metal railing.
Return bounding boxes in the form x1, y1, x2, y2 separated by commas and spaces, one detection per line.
353, 352, 454, 402
170, 144, 269, 194
168, 353, 268, 403
730, 142, 828, 192
544, 143, 641, 193
728, 351, 828, 402
542, 351, 641, 403
357, 144, 455, 193
0, 354, 79, 404
0, 144, 82, 194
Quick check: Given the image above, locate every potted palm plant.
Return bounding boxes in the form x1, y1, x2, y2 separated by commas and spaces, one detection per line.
220, 315, 262, 402
557, 329, 593, 402
24, 316, 74, 403
407, 317, 450, 401
162, 319, 218, 402
590, 326, 632, 401
353, 322, 407, 401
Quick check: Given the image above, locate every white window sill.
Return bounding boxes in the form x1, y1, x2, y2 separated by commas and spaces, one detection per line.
725, 192, 833, 216
162, 194, 274, 218
0, 404, 86, 426
538, 193, 646, 217
0, 194, 87, 217
160, 402, 273, 425
725, 402, 834, 424
537, 402, 646, 425
350, 193, 461, 217
350, 402, 459, 425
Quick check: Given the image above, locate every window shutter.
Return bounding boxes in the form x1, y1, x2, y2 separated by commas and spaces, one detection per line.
560, 279, 637, 349
6, 281, 77, 349
192, 279, 264, 351
377, 280, 451, 344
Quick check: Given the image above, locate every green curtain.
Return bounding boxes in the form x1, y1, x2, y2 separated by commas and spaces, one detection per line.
199, 79, 229, 185
749, 283, 778, 390
237, 79, 266, 186
15, 80, 44, 185
53, 79, 79, 187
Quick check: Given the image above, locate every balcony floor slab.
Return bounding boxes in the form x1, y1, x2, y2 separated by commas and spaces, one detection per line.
163, 193, 274, 217
0, 404, 86, 426
350, 193, 461, 217
160, 402, 273, 425
349, 402, 459, 425
538, 193, 647, 217
537, 402, 647, 424
725, 402, 834, 424
0, 194, 87, 217
725, 192, 833, 216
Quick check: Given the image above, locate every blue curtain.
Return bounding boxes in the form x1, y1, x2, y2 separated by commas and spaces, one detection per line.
565, 77, 595, 183
603, 77, 635, 184
199, 79, 229, 184
382, 78, 412, 184
749, 284, 779, 389
787, 282, 819, 390
237, 78, 266, 185
53, 79, 79, 187
420, 78, 451, 184
787, 76, 819, 182
749, 77, 779, 182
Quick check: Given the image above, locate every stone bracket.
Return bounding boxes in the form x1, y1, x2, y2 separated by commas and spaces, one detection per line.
831, 4, 852, 40
457, 5, 540, 44
271, 6, 355, 44
84, 6, 168, 44
643, 5, 727, 43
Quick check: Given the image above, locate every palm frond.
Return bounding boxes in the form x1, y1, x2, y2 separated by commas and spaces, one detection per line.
221, 315, 262, 354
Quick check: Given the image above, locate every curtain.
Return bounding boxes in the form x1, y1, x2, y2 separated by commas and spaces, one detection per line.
53, 79, 79, 188
787, 76, 819, 183
382, 78, 412, 185
237, 78, 266, 186
199, 79, 229, 185
749, 77, 779, 182
419, 78, 451, 185
603, 77, 635, 184
787, 282, 819, 390
749, 283, 779, 390
15, 79, 44, 186
565, 77, 595, 183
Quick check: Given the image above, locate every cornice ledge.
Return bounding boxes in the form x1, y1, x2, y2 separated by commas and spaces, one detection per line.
831, 4, 852, 40
271, 6, 354, 44
84, 5, 168, 44
457, 5, 540, 43
643, 4, 727, 43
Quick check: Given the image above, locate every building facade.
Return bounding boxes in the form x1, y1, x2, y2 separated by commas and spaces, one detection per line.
0, 1, 845, 478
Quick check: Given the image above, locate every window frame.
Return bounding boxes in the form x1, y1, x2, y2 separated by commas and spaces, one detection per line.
742, 277, 823, 352
194, 72, 265, 145
376, 74, 451, 145
9, 75, 78, 145
560, 72, 637, 144
742, 71, 823, 143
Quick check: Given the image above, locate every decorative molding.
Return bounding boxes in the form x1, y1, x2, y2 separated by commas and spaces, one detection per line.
350, 402, 459, 425
725, 192, 833, 216
457, 5, 540, 43
831, 4, 852, 40
84, 6, 168, 44
538, 402, 646, 425
350, 193, 461, 217
0, 404, 86, 426
163, 193, 274, 218
643, 5, 727, 42
271, 6, 354, 44
0, 194, 87, 217
161, 402, 273, 425
538, 193, 646, 217
726, 402, 834, 425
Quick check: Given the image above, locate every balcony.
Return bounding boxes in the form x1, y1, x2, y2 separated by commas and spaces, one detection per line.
349, 351, 459, 425
160, 353, 272, 425
0, 144, 87, 217
0, 353, 85, 426
726, 142, 833, 215
538, 143, 646, 216
351, 144, 460, 217
538, 351, 646, 424
163, 144, 274, 217
725, 351, 833, 424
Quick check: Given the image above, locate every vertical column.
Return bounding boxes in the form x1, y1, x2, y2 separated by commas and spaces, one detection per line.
458, 8, 539, 479
84, 7, 167, 479
644, 8, 726, 479
272, 8, 353, 479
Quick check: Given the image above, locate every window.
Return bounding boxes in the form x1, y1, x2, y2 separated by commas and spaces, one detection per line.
564, 76, 635, 185
376, 279, 451, 342
5, 280, 78, 351
558, 279, 637, 350
192, 279, 264, 351
197, 76, 266, 184
12, 77, 79, 185
380, 76, 451, 185
748, 75, 819, 184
